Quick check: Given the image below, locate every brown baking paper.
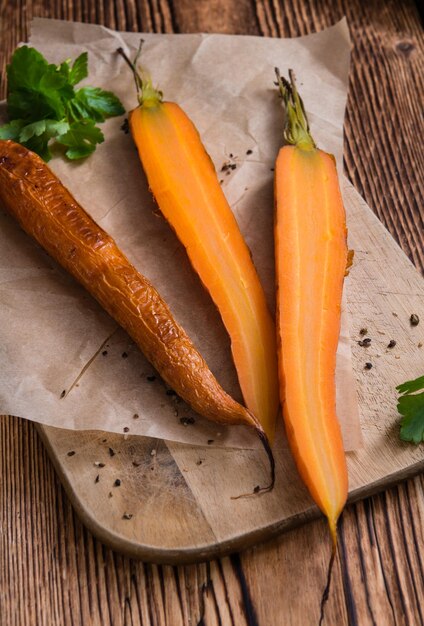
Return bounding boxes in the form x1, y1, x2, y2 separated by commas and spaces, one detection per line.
0, 17, 362, 449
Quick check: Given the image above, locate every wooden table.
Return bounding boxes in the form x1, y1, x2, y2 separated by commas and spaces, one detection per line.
1, 1, 423, 624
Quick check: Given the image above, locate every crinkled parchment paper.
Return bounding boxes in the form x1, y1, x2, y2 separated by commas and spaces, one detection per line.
0, 17, 362, 449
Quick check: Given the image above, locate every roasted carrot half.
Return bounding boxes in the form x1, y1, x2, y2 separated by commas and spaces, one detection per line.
118, 45, 280, 441
274, 70, 348, 543
0, 139, 274, 490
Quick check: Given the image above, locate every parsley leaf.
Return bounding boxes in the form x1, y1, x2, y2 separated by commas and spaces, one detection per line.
23, 134, 52, 162
19, 119, 70, 143
6, 46, 49, 92
69, 52, 89, 86
0, 118, 71, 161
0, 119, 25, 141
72, 87, 125, 122
0, 46, 125, 161
6, 47, 72, 122
397, 375, 424, 444
57, 120, 104, 159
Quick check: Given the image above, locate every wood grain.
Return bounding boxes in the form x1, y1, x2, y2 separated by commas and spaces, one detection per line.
3, 413, 424, 625
1, 1, 423, 625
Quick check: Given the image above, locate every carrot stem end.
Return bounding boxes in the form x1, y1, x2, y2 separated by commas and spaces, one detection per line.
274, 67, 316, 151
117, 42, 162, 107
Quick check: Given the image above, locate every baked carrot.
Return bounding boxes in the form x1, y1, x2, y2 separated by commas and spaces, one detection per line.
0, 139, 274, 490
118, 45, 279, 441
273, 70, 348, 543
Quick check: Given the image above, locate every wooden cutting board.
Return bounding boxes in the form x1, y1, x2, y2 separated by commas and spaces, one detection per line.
36, 178, 424, 564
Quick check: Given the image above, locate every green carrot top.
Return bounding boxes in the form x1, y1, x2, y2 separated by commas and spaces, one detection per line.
275, 68, 316, 151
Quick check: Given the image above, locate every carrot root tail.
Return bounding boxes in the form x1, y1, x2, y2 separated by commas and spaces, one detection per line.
318, 517, 339, 625
318, 548, 336, 626
230, 425, 275, 500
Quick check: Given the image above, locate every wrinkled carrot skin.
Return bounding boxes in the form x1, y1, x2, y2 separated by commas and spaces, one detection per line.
129, 102, 279, 438
275, 144, 348, 533
0, 139, 259, 429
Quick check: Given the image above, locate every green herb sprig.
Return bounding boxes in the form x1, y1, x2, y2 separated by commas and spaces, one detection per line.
397, 375, 424, 444
0, 46, 125, 161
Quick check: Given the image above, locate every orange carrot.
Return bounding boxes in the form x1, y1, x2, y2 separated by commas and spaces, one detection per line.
0, 139, 275, 492
274, 69, 348, 543
118, 45, 280, 440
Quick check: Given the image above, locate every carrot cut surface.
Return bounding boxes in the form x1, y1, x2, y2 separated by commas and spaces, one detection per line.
122, 50, 279, 440
274, 70, 348, 536
275, 146, 348, 530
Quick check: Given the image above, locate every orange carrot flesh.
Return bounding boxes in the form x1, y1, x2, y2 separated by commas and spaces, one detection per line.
274, 70, 348, 537
125, 77, 279, 439
275, 146, 348, 531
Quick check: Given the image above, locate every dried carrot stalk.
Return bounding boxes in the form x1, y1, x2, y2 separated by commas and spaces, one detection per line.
118, 44, 280, 441
0, 139, 274, 491
273, 69, 348, 543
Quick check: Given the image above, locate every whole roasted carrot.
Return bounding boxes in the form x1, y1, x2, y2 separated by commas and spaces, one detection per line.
0, 139, 274, 490
118, 45, 280, 441
273, 70, 348, 543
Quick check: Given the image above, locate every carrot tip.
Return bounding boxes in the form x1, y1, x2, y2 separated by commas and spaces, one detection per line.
328, 517, 338, 553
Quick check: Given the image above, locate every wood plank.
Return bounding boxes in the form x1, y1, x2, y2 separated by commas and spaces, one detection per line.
240, 481, 424, 626
4, 413, 424, 625
1, 1, 423, 625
